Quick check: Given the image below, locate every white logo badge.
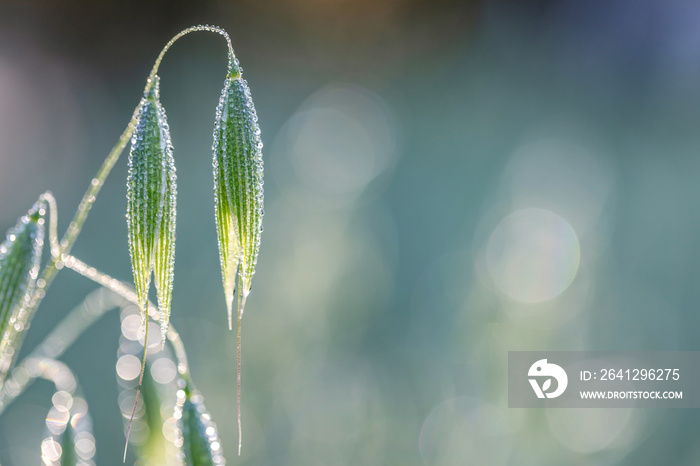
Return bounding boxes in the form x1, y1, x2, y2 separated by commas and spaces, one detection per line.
528, 359, 568, 399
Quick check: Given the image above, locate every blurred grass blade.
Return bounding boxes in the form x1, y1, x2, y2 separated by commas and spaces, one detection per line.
120, 363, 176, 464
212, 65, 264, 326
117, 309, 182, 465
0, 198, 46, 383
127, 75, 177, 336
36, 358, 96, 466
177, 385, 225, 465
59, 421, 76, 466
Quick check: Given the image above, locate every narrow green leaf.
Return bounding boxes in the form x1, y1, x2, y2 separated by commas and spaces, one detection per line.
177, 385, 225, 465
127, 75, 177, 337
212, 66, 264, 325
0, 199, 45, 381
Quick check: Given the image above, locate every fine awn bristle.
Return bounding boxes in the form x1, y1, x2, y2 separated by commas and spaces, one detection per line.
40, 366, 95, 466
0, 198, 46, 384
126, 75, 177, 339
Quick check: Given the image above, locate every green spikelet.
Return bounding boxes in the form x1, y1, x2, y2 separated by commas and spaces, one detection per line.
212, 64, 264, 327
212, 56, 264, 456
0, 199, 45, 382
127, 75, 177, 339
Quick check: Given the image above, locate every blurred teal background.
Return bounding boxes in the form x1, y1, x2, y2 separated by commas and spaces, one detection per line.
1, 0, 700, 464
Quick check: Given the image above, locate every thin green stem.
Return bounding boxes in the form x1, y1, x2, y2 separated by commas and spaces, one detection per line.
59, 107, 141, 256
5, 355, 95, 465
145, 25, 239, 97
39, 191, 59, 260
0, 264, 192, 415
0, 287, 119, 413
5, 105, 144, 382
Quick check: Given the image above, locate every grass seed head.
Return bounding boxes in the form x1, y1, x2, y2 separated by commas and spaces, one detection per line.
127, 75, 177, 340
212, 66, 264, 326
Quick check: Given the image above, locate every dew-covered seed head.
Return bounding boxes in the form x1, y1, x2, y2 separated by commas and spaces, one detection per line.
212, 67, 264, 324
126, 75, 177, 339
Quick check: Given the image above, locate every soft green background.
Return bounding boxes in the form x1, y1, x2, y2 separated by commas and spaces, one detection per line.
1, 0, 699, 464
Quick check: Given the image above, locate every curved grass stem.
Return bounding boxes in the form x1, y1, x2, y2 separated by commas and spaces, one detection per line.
0, 266, 192, 417
0, 287, 119, 414
59, 108, 141, 256
62, 254, 191, 378
38, 191, 59, 260
145, 25, 239, 95
61, 254, 188, 462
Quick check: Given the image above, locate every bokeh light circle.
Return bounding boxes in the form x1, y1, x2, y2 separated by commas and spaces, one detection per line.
291, 107, 379, 195
502, 134, 615, 234
115, 354, 141, 381
150, 357, 177, 385
486, 208, 580, 303
271, 84, 398, 210
546, 407, 636, 454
